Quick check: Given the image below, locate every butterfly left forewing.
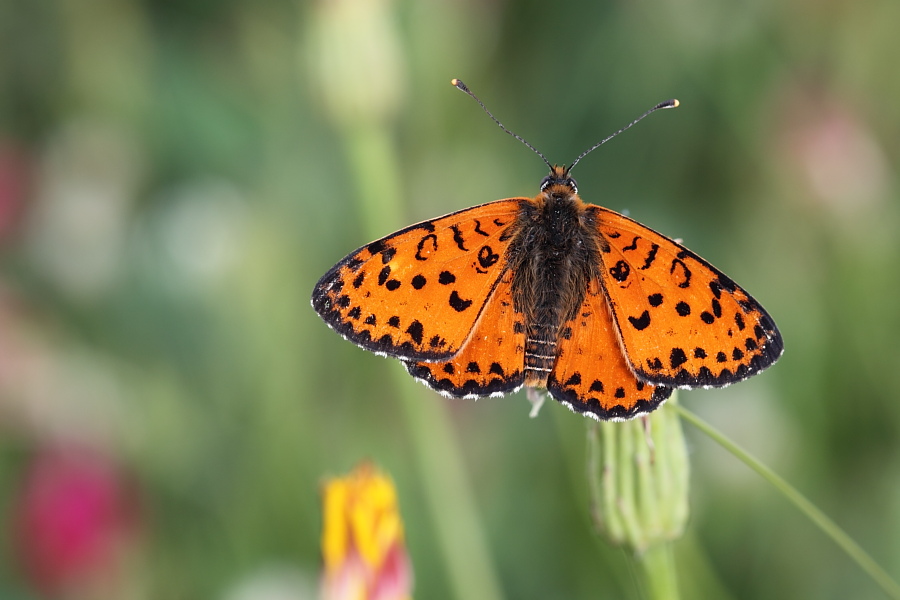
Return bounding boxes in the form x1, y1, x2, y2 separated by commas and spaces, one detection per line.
312, 199, 524, 361
547, 278, 672, 420
591, 206, 783, 388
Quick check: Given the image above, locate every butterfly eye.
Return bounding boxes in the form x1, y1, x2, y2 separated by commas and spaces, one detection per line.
539, 175, 578, 194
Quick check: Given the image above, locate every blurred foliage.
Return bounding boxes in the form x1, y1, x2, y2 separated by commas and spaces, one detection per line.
1, 0, 899, 598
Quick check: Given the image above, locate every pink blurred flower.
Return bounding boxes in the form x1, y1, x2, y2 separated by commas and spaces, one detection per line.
777, 88, 888, 220
12, 445, 140, 597
321, 463, 413, 600
0, 141, 31, 241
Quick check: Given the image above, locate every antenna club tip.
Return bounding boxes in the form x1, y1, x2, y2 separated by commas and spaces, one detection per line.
656, 99, 679, 110
451, 78, 468, 92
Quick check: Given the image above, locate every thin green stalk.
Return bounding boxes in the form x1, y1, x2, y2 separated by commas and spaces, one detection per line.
587, 397, 689, 599
637, 543, 680, 600
391, 369, 505, 600
673, 404, 900, 600
347, 116, 504, 600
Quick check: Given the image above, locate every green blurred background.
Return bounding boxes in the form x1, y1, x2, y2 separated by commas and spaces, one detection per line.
1, 0, 899, 598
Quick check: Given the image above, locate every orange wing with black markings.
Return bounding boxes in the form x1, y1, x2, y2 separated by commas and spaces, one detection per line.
547, 278, 672, 420
592, 206, 783, 388
405, 269, 526, 398
312, 199, 524, 361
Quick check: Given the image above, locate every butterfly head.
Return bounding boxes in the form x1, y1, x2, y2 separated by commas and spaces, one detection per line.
540, 165, 578, 195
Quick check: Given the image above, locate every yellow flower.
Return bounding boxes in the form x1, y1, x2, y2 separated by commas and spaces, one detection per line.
321, 463, 412, 600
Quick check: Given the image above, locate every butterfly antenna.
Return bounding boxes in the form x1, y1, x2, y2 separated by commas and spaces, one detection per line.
451, 78, 553, 171
568, 99, 679, 172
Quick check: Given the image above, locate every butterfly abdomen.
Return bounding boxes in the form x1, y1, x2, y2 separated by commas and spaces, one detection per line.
508, 186, 602, 388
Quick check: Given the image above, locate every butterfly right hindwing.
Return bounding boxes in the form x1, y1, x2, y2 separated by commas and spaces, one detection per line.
405, 269, 526, 398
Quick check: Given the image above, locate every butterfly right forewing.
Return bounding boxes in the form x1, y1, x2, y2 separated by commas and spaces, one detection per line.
312, 199, 525, 362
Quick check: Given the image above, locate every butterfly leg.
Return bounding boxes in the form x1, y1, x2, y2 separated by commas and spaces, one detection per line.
526, 387, 547, 418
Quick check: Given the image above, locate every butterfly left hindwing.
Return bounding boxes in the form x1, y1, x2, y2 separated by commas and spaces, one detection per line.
547, 278, 673, 420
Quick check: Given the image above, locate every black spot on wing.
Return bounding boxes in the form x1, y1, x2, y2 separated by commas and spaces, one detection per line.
670, 347, 688, 369
670, 258, 691, 288
477, 245, 500, 269
415, 234, 438, 261
628, 310, 651, 331
610, 261, 630, 282
449, 291, 473, 312
450, 225, 468, 251
640, 243, 659, 270
380, 246, 396, 264
406, 321, 424, 345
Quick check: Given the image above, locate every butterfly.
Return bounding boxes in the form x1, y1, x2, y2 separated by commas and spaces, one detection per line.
311, 79, 783, 421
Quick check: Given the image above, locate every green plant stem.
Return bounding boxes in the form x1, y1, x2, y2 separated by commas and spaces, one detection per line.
392, 368, 505, 600
636, 542, 681, 600
673, 404, 900, 600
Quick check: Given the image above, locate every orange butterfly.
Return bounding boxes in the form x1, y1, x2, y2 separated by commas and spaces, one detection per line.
311, 79, 783, 421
